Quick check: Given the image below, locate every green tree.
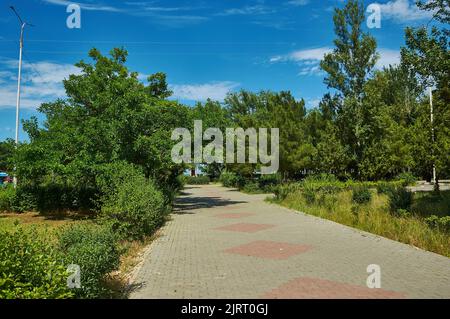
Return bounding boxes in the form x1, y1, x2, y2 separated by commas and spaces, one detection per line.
320, 0, 378, 101
0, 139, 14, 172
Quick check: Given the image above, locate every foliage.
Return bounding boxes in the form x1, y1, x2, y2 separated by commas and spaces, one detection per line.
101, 175, 167, 240
387, 187, 413, 214
395, 172, 418, 186
352, 185, 372, 204
0, 139, 14, 172
184, 175, 210, 185
0, 226, 73, 299
242, 182, 261, 194
425, 215, 450, 233
219, 170, 239, 188
0, 185, 15, 212
57, 223, 120, 298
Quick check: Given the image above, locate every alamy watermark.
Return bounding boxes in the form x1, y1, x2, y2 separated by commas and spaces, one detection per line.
67, 264, 81, 289
366, 264, 381, 289
66, 4, 81, 29
367, 4, 381, 29
171, 120, 279, 174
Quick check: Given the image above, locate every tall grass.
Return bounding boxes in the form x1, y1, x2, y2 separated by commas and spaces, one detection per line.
271, 188, 450, 257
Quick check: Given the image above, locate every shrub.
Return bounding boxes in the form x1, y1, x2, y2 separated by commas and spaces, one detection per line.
376, 182, 395, 195
185, 175, 210, 185
101, 175, 167, 240
387, 186, 413, 213
258, 173, 282, 190
0, 185, 15, 212
273, 183, 300, 200
10, 186, 37, 213
425, 215, 450, 233
0, 227, 73, 299
242, 182, 261, 194
96, 161, 144, 200
5, 183, 97, 213
219, 171, 238, 188
58, 223, 120, 298
395, 172, 418, 186
352, 185, 372, 204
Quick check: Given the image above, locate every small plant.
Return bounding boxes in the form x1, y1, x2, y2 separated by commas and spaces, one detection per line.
395, 172, 418, 186
0, 185, 15, 212
395, 209, 411, 218
425, 215, 450, 233
242, 182, 261, 194
184, 176, 210, 185
302, 186, 316, 204
0, 227, 73, 299
219, 171, 240, 188
352, 185, 372, 204
58, 223, 120, 299
387, 186, 413, 213
101, 175, 167, 240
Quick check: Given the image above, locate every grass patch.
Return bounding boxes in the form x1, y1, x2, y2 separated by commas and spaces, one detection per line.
270, 189, 450, 257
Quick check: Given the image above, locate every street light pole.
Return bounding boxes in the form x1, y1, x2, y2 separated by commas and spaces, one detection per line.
429, 87, 436, 186
10, 6, 32, 188
13, 22, 25, 188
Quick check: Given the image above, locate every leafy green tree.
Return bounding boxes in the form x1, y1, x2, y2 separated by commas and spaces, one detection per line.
0, 139, 14, 172
320, 0, 378, 101
401, 0, 450, 180
14, 48, 189, 196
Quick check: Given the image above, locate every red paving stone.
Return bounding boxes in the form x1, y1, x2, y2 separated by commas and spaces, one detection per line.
215, 223, 275, 233
215, 213, 255, 219
225, 240, 312, 259
262, 277, 406, 299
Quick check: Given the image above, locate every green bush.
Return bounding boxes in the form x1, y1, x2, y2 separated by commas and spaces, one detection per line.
101, 175, 167, 240
258, 173, 281, 188
4, 184, 98, 213
395, 172, 418, 186
219, 171, 238, 188
352, 185, 372, 204
425, 215, 450, 233
185, 175, 210, 185
242, 182, 261, 194
58, 223, 120, 298
376, 182, 395, 195
0, 185, 15, 212
0, 227, 73, 299
387, 186, 413, 213
273, 183, 300, 200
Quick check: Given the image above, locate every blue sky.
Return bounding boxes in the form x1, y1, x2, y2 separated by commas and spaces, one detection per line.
0, 0, 436, 141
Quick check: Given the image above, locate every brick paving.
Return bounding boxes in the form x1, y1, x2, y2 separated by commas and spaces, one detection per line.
130, 184, 450, 299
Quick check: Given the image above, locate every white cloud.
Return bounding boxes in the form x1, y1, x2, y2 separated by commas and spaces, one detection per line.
0, 59, 80, 109
270, 47, 332, 63
217, 5, 275, 16
376, 48, 401, 69
171, 81, 240, 101
286, 0, 310, 7
42, 0, 209, 27
375, 0, 434, 22
43, 0, 124, 12
271, 47, 401, 75
270, 47, 332, 76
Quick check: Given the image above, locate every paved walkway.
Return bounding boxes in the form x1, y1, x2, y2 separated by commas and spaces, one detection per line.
130, 184, 450, 299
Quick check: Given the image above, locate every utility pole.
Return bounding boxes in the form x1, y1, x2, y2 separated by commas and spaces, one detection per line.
10, 6, 32, 188
429, 87, 437, 186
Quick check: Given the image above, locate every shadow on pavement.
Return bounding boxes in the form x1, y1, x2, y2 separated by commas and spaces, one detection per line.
173, 196, 247, 214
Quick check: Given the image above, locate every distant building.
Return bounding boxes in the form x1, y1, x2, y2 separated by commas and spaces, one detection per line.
0, 172, 9, 185
183, 164, 206, 177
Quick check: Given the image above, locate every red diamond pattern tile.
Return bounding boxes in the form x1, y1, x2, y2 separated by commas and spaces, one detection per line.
224, 240, 312, 259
